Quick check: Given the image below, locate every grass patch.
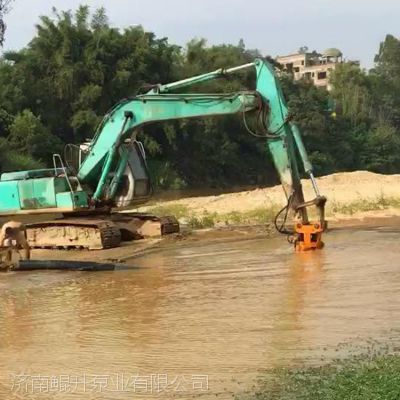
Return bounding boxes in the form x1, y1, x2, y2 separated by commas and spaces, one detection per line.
329, 195, 400, 216
181, 208, 281, 230
147, 204, 281, 229
222, 207, 281, 225
187, 207, 280, 229
237, 351, 400, 400
148, 205, 218, 229
145, 204, 191, 220
146, 195, 400, 229
145, 192, 400, 228
188, 212, 218, 229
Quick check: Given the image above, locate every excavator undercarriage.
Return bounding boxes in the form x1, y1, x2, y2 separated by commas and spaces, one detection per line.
25, 213, 179, 250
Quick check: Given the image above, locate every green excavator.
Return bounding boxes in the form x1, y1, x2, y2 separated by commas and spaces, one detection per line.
0, 58, 326, 251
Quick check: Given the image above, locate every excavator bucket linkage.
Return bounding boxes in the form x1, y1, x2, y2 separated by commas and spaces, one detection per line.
293, 195, 327, 252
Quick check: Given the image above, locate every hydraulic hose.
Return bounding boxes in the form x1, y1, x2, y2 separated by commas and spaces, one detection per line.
15, 260, 136, 272
274, 194, 295, 236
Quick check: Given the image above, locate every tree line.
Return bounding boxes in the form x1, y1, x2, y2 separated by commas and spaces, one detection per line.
0, 5, 399, 189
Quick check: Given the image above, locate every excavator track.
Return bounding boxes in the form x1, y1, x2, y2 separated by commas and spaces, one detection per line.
25, 213, 179, 250
26, 219, 122, 250
99, 224, 122, 249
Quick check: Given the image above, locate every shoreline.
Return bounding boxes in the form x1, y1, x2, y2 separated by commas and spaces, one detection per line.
25, 212, 400, 265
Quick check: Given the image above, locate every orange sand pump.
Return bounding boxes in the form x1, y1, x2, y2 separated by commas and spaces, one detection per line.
275, 178, 327, 252
294, 194, 327, 252
294, 222, 325, 252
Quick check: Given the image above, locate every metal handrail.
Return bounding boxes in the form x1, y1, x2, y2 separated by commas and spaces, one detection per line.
52, 154, 75, 193
134, 140, 146, 160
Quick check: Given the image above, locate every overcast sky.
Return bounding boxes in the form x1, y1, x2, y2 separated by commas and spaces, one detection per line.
3, 0, 400, 69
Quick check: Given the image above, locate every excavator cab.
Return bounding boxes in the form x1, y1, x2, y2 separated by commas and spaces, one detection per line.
65, 139, 152, 208
113, 140, 153, 208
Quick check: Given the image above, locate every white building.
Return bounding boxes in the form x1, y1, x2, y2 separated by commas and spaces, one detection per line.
276, 48, 355, 91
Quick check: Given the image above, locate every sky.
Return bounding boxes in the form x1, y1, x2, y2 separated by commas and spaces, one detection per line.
3, 0, 400, 69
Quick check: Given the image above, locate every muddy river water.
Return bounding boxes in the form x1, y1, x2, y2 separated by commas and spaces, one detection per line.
1, 225, 400, 399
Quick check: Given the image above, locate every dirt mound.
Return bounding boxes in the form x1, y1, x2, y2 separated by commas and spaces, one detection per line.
318, 171, 400, 198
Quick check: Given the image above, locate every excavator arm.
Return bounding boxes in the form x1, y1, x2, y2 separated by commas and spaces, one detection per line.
78, 58, 326, 250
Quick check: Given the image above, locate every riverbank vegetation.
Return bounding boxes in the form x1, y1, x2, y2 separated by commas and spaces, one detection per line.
148, 203, 280, 229
1, 6, 400, 189
147, 195, 400, 229
238, 351, 400, 400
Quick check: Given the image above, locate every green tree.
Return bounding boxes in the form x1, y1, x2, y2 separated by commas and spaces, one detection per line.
0, 138, 43, 172
8, 109, 63, 163
1, 5, 400, 188
0, 0, 13, 46
330, 63, 371, 126
370, 34, 400, 127
362, 124, 400, 173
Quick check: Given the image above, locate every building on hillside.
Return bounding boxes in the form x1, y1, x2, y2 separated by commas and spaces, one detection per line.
276, 48, 359, 91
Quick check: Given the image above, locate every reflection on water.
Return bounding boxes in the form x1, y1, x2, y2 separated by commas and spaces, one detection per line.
1, 227, 400, 399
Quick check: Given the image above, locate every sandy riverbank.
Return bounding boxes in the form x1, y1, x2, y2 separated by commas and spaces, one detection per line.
138, 171, 400, 222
